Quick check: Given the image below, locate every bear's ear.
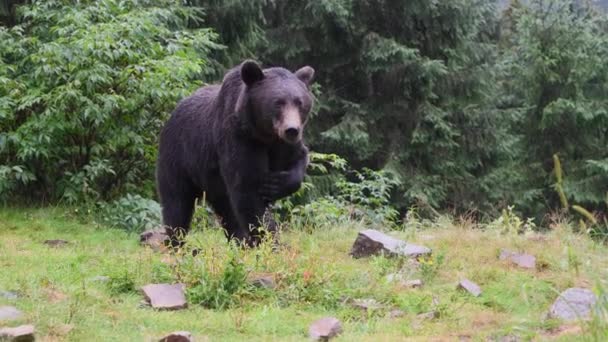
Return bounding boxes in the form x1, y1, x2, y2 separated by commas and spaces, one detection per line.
241, 60, 264, 86
295, 66, 315, 87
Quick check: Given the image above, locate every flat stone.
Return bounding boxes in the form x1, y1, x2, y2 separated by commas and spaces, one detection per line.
309, 317, 342, 341
389, 309, 405, 318
351, 298, 383, 312
0, 291, 19, 300
458, 279, 482, 297
499, 249, 536, 269
0, 324, 35, 341
0, 307, 22, 321
159, 331, 193, 342
141, 283, 187, 310
350, 230, 431, 259
140, 228, 170, 252
44, 239, 69, 247
401, 279, 423, 288
417, 311, 439, 321
248, 273, 276, 290
549, 288, 597, 322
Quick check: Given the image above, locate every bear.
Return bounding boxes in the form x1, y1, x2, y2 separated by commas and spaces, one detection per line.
156, 60, 315, 248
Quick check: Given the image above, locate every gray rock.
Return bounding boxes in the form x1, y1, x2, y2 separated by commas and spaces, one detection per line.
458, 279, 482, 297
389, 309, 405, 318
159, 331, 193, 342
352, 298, 383, 312
248, 274, 276, 290
0, 324, 35, 341
401, 279, 423, 288
417, 311, 439, 320
499, 249, 536, 269
141, 284, 187, 310
350, 230, 431, 259
0, 307, 22, 321
308, 317, 342, 341
43, 239, 69, 248
549, 288, 597, 322
0, 291, 19, 300
140, 228, 170, 252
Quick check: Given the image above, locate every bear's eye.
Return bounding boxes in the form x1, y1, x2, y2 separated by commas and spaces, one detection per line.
293, 98, 303, 107
274, 99, 286, 107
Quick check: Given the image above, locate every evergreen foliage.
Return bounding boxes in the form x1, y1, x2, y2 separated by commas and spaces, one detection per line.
1, 0, 607, 226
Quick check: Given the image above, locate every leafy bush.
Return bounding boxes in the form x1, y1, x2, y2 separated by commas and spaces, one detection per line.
336, 168, 400, 225
99, 194, 161, 233
0, 0, 220, 203
275, 152, 400, 229
186, 251, 249, 310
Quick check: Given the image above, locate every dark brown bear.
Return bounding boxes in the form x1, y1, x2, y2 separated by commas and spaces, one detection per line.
156, 60, 315, 247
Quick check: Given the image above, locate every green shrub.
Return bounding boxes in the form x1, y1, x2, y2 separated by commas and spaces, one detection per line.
99, 194, 161, 233
187, 253, 248, 310
0, 0, 220, 203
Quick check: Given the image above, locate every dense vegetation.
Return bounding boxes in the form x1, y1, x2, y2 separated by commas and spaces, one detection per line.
1, 2, 608, 340
1, 0, 607, 236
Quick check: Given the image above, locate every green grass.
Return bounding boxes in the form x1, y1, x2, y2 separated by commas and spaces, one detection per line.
1, 207, 607, 341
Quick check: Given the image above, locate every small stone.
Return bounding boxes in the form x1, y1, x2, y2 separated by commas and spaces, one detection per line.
248, 273, 276, 290
159, 331, 193, 342
350, 229, 431, 259
352, 298, 383, 312
549, 288, 597, 322
0, 306, 23, 321
417, 311, 439, 320
401, 279, 423, 288
0, 291, 19, 300
309, 317, 342, 341
140, 228, 170, 252
389, 309, 405, 318
458, 279, 482, 297
44, 239, 69, 248
499, 249, 536, 269
89, 276, 110, 283
141, 283, 187, 310
385, 273, 405, 283
0, 324, 35, 341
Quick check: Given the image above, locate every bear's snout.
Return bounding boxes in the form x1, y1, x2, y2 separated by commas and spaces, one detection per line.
277, 105, 303, 144
285, 127, 300, 141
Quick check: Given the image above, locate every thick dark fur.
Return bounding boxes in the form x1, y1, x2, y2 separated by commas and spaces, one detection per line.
156, 60, 314, 247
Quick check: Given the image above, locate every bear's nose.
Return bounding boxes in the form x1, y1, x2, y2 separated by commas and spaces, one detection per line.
285, 127, 299, 140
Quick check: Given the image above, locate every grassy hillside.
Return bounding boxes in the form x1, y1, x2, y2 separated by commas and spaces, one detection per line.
0, 207, 607, 341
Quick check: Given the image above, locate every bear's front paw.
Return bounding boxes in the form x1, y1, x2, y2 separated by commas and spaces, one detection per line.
259, 171, 290, 201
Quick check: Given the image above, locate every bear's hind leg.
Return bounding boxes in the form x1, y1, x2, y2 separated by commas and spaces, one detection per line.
160, 191, 196, 248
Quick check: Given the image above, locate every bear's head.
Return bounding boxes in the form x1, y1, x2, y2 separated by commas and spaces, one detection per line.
239, 60, 315, 145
